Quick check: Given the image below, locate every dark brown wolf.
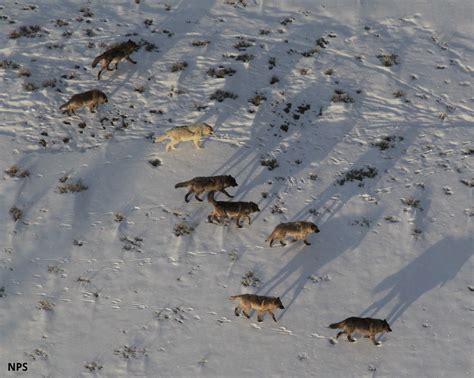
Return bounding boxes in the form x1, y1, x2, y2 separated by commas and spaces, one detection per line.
59, 89, 108, 115
229, 294, 284, 322
329, 317, 392, 345
207, 191, 259, 228
266, 221, 320, 246
92, 39, 138, 80
175, 175, 238, 202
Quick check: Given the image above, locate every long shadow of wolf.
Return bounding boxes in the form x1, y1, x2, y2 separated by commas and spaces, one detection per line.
361, 236, 472, 324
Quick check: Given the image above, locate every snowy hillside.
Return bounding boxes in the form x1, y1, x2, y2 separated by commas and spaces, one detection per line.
1, 0, 473, 376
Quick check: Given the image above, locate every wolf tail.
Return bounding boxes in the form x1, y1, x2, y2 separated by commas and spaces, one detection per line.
92, 54, 103, 68
228, 295, 243, 300
174, 180, 191, 189
329, 321, 343, 329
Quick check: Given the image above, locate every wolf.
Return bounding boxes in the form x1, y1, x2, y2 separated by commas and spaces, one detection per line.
207, 191, 259, 228
266, 221, 320, 247
153, 123, 214, 152
175, 175, 238, 202
92, 39, 138, 80
59, 89, 108, 115
229, 294, 284, 322
329, 317, 392, 345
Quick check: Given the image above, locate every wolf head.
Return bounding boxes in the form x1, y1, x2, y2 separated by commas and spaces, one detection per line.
250, 202, 260, 213
310, 223, 320, 233
203, 124, 214, 136
99, 92, 108, 104
226, 175, 238, 187
126, 39, 139, 51
383, 319, 392, 332
276, 297, 285, 310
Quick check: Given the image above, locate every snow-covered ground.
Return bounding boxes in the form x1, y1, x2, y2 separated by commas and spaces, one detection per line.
1, 1, 473, 376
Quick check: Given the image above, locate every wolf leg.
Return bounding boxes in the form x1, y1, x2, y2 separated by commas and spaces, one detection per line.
194, 191, 204, 202
269, 239, 274, 247
246, 215, 252, 225
236, 216, 242, 228
127, 56, 137, 64
304, 238, 311, 245
280, 240, 287, 246
269, 311, 277, 322
184, 191, 193, 203
242, 310, 251, 319
371, 335, 381, 346
257, 311, 264, 322
193, 138, 203, 149
347, 334, 357, 342
234, 306, 241, 317
221, 189, 234, 198
336, 331, 346, 339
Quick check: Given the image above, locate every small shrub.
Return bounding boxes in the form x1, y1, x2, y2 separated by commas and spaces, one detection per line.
192, 40, 210, 47
260, 157, 279, 170
270, 75, 280, 84
331, 89, 354, 103
460, 178, 474, 187
241, 271, 260, 287
174, 222, 194, 237
324, 68, 334, 75
248, 93, 267, 106
5, 165, 29, 178
301, 47, 320, 57
0, 60, 21, 69
18, 67, 31, 77
235, 53, 254, 62
170, 61, 188, 72
84, 362, 103, 372
377, 53, 399, 67
57, 179, 88, 194
337, 166, 378, 185
22, 82, 39, 91
268, 57, 276, 69
234, 39, 253, 51
37, 299, 55, 311
207, 66, 236, 78
9, 206, 23, 221
148, 158, 161, 167
210, 89, 238, 102
384, 215, 400, 223
400, 197, 421, 209
280, 17, 295, 26
371, 135, 403, 151
114, 212, 124, 222
260, 29, 271, 35
316, 37, 329, 48
9, 25, 43, 39
114, 345, 147, 360
393, 90, 406, 98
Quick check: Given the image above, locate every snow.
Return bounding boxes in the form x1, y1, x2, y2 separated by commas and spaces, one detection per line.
0, 0, 473, 376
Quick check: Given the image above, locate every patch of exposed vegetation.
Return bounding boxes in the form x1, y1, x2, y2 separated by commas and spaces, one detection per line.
337, 166, 378, 185
270, 75, 280, 84
377, 53, 399, 67
401, 197, 421, 209
5, 165, 29, 178
316, 37, 329, 48
260, 156, 279, 170
0, 60, 21, 70
301, 47, 320, 57
174, 222, 194, 237
268, 57, 276, 69
234, 37, 254, 51
393, 90, 406, 98
9, 25, 44, 39
248, 93, 267, 106
84, 361, 103, 372
324, 68, 334, 75
280, 17, 295, 26
37, 299, 55, 311
371, 135, 404, 151
114, 345, 147, 360
57, 178, 88, 193
121, 236, 143, 252
148, 158, 162, 167
9, 206, 23, 221
192, 40, 210, 47
170, 61, 188, 72
384, 215, 400, 223
331, 89, 354, 103
241, 271, 261, 287
210, 89, 238, 102
460, 178, 474, 187
22, 81, 39, 92
207, 66, 236, 78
